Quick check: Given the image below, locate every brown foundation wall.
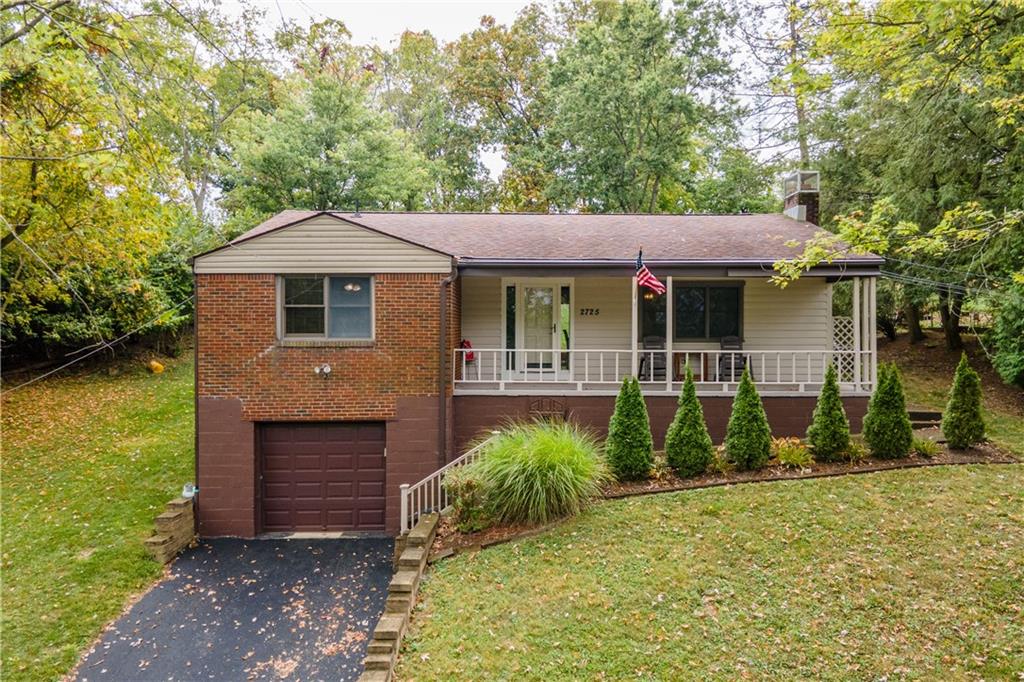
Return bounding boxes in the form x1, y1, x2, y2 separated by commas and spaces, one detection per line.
196, 397, 256, 537
453, 394, 869, 453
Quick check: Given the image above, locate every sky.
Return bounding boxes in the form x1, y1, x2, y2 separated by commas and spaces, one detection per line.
223, 0, 536, 47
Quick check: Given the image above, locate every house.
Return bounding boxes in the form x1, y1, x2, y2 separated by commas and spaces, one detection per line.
191, 173, 881, 537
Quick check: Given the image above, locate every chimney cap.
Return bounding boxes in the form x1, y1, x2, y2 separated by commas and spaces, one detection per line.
783, 170, 820, 199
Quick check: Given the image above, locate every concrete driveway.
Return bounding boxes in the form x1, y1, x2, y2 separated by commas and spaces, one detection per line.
74, 537, 393, 681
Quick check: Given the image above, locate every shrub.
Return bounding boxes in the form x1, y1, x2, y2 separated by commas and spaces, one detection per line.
862, 363, 913, 459
724, 367, 772, 470
942, 353, 986, 449
844, 438, 868, 464
473, 420, 608, 525
708, 446, 735, 475
606, 377, 654, 480
443, 466, 491, 533
912, 436, 941, 458
806, 363, 850, 461
992, 281, 1024, 388
770, 437, 813, 469
664, 368, 714, 477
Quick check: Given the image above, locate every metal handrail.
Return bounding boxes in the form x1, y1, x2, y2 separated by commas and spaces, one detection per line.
399, 433, 498, 534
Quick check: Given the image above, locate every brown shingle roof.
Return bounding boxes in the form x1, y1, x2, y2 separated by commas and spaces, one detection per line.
229, 210, 881, 264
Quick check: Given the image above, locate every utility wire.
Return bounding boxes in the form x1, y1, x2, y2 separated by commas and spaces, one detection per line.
1, 295, 194, 396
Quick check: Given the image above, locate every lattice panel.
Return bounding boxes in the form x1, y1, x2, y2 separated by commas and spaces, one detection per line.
831, 316, 855, 382
831, 316, 854, 350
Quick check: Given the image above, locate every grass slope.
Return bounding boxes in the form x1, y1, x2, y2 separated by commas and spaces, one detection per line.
397, 465, 1024, 680
1, 355, 194, 681
880, 334, 1024, 456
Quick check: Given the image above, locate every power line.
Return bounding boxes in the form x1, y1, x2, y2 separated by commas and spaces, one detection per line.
1, 295, 194, 396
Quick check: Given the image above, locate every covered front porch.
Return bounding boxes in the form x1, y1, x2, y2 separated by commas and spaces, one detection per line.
454, 273, 878, 396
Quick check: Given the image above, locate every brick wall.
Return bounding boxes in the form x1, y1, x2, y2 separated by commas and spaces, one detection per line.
454, 395, 870, 452
196, 272, 457, 537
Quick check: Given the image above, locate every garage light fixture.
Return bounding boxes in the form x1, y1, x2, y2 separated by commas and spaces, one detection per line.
314, 363, 332, 378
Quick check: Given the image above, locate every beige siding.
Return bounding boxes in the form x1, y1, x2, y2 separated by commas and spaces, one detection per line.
455, 276, 834, 385
193, 214, 452, 274
742, 278, 831, 349
458, 277, 502, 380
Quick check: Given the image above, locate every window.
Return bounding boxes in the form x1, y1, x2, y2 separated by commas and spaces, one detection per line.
673, 284, 742, 340
281, 275, 373, 340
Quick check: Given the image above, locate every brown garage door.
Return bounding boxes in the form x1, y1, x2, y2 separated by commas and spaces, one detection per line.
259, 422, 386, 532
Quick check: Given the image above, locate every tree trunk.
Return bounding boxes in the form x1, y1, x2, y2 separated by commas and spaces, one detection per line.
939, 291, 964, 351
788, 9, 810, 166
905, 301, 925, 343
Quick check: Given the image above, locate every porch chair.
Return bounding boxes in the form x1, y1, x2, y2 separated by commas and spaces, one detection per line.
716, 335, 751, 382
638, 336, 667, 382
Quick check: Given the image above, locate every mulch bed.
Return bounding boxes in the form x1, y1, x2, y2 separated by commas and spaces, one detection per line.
429, 441, 1018, 561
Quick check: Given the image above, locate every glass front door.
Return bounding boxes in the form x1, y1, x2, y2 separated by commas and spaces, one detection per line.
522, 286, 555, 369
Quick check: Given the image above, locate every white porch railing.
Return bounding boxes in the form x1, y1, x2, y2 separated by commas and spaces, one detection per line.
399, 433, 497, 534
453, 348, 875, 393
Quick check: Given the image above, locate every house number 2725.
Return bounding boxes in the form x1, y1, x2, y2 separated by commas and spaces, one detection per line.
579, 308, 600, 316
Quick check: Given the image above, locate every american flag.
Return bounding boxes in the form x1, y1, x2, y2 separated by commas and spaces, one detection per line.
635, 251, 666, 294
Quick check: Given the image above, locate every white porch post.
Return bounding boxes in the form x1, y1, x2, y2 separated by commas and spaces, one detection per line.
853, 276, 862, 389
869, 277, 878, 390
631, 276, 639, 377
665, 276, 673, 391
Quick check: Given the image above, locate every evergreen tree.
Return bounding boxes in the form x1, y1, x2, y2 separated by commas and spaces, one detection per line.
606, 377, 654, 481
665, 368, 714, 477
724, 367, 772, 470
806, 362, 851, 461
942, 353, 985, 449
863, 363, 913, 458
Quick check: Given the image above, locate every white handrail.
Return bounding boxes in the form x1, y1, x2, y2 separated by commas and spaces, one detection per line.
453, 348, 874, 391
399, 432, 498, 534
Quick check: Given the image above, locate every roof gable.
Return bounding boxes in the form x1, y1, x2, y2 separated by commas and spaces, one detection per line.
192, 213, 453, 274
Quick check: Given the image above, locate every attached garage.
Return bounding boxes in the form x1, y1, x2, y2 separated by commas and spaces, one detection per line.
259, 422, 386, 532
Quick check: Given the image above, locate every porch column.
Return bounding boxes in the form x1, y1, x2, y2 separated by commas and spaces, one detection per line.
665, 276, 673, 391
869, 277, 878, 390
853, 276, 861, 389
631, 276, 639, 377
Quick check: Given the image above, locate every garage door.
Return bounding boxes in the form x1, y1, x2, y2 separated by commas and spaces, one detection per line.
259, 422, 386, 532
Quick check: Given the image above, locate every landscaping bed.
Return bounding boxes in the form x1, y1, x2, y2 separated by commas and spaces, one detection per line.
431, 442, 1016, 558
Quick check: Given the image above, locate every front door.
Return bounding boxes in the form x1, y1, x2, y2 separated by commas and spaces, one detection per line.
506, 280, 572, 378
522, 285, 555, 370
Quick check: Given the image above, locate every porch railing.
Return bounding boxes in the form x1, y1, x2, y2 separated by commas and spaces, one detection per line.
399, 433, 497, 534
453, 348, 875, 392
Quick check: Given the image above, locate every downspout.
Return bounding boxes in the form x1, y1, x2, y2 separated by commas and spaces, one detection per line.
438, 260, 459, 468
191, 272, 199, 535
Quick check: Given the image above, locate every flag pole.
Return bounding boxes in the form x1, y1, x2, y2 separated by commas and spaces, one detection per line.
631, 247, 639, 377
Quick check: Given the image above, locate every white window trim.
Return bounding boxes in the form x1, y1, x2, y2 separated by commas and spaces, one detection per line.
277, 275, 375, 343
499, 278, 575, 377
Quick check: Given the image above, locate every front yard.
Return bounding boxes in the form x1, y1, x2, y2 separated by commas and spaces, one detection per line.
397, 465, 1024, 680
1, 355, 194, 681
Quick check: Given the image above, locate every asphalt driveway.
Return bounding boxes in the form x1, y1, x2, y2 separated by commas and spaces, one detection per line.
74, 537, 393, 681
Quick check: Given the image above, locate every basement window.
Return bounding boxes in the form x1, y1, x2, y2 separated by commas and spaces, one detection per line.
280, 275, 373, 340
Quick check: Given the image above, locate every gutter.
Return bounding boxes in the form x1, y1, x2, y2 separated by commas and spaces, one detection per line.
438, 260, 458, 467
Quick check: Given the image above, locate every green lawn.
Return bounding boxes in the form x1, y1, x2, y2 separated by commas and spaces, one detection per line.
1, 354, 194, 681
397, 465, 1024, 680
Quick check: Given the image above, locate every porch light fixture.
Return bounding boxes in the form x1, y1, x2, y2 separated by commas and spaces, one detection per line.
643, 290, 656, 301
343, 282, 362, 292
314, 363, 332, 378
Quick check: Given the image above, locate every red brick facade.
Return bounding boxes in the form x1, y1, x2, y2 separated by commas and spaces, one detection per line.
195, 272, 455, 537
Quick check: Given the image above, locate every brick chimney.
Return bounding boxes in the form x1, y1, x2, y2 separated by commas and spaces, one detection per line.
782, 170, 820, 225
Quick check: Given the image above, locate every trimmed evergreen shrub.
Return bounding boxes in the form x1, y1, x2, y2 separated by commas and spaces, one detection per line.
942, 353, 986, 449
724, 367, 772, 470
664, 368, 714, 477
862, 363, 913, 459
806, 362, 851, 461
606, 377, 654, 480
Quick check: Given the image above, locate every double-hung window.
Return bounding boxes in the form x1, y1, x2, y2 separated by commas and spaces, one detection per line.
281, 275, 373, 340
